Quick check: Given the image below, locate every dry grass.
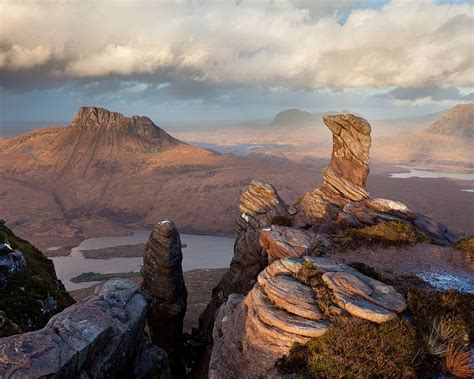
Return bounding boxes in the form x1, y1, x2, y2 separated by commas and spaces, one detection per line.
456, 236, 474, 261
343, 221, 425, 247
277, 318, 421, 378
444, 344, 474, 378
423, 317, 460, 357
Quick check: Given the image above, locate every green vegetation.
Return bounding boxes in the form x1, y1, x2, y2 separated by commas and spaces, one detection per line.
278, 262, 474, 378
270, 215, 293, 227
456, 236, 474, 260
0, 224, 74, 337
336, 221, 426, 249
71, 271, 140, 283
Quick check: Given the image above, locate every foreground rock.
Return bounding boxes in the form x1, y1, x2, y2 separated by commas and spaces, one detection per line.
0, 278, 169, 378
0, 223, 73, 337
210, 257, 407, 378
141, 220, 187, 376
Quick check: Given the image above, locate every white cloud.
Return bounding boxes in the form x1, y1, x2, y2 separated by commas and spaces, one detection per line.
0, 0, 472, 89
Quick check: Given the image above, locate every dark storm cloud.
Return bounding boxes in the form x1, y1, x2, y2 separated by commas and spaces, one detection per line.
377, 85, 474, 102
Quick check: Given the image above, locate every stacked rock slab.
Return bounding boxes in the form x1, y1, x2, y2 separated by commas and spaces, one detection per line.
294, 114, 371, 226
141, 220, 187, 377
0, 279, 169, 378
259, 225, 323, 263
210, 257, 407, 378
197, 181, 289, 374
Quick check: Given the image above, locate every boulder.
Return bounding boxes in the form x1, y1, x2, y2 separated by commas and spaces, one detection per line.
259, 226, 318, 263
0, 278, 169, 378
210, 257, 406, 378
0, 250, 27, 289
141, 220, 187, 376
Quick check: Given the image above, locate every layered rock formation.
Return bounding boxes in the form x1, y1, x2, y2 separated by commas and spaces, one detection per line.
295, 114, 371, 226
141, 220, 187, 376
199, 113, 459, 376
259, 225, 324, 263
210, 257, 407, 378
0, 278, 169, 378
197, 181, 289, 374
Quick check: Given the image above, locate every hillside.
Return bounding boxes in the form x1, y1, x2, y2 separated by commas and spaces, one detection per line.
1, 107, 472, 252
372, 104, 474, 168
427, 103, 474, 138
0, 107, 323, 249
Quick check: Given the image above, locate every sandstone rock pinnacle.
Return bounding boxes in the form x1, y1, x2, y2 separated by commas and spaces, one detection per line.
141, 220, 187, 377
295, 114, 371, 226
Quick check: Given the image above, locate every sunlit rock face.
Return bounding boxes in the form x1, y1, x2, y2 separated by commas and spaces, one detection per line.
209, 257, 407, 378
0, 279, 169, 378
294, 114, 371, 226
141, 220, 187, 377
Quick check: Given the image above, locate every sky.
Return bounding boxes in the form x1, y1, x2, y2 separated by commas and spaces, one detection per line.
0, 0, 473, 125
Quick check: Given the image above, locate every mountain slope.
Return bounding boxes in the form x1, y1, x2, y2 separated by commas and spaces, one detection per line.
372, 104, 474, 168
0, 107, 323, 248
427, 103, 474, 138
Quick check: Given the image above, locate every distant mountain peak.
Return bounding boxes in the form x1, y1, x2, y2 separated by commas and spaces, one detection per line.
427, 103, 474, 138
61, 106, 182, 148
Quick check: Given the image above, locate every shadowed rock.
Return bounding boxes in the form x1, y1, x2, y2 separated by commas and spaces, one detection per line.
210, 257, 406, 377
141, 220, 187, 377
197, 180, 289, 375
0, 279, 169, 378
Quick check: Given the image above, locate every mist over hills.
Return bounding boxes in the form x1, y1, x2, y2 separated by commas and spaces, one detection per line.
427, 104, 474, 138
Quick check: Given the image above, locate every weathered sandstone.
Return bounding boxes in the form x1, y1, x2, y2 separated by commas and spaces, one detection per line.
0, 278, 169, 378
210, 257, 407, 378
141, 220, 187, 376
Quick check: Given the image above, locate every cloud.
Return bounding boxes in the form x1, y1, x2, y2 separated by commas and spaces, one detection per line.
0, 0, 472, 92
378, 84, 474, 101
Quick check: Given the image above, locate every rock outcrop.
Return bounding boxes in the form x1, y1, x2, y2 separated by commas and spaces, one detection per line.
210, 257, 407, 378
0, 278, 169, 378
141, 220, 187, 376
198, 113, 458, 375
259, 225, 322, 263
295, 114, 371, 226
197, 181, 289, 374
0, 223, 73, 337
0, 248, 26, 290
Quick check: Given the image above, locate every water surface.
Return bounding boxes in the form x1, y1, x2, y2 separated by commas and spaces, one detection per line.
52, 231, 234, 291
389, 167, 474, 180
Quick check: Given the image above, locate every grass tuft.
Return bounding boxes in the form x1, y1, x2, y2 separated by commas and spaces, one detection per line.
340, 221, 426, 248
277, 318, 421, 378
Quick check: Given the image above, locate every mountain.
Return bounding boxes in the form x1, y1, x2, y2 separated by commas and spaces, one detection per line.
372, 104, 474, 168
427, 103, 474, 138
271, 108, 359, 127
271, 109, 319, 126
0, 106, 323, 249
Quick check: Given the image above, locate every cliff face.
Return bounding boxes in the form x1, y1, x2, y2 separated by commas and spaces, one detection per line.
0, 278, 169, 378
0, 223, 73, 337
